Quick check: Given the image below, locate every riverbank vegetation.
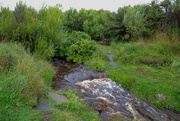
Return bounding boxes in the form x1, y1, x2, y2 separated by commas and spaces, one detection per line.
0, 42, 56, 120
0, 0, 180, 120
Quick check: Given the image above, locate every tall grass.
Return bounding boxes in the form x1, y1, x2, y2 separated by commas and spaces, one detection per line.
0, 42, 56, 120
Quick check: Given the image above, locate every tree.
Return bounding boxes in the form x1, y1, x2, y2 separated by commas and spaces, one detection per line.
123, 5, 149, 40
145, 0, 165, 31
106, 7, 128, 39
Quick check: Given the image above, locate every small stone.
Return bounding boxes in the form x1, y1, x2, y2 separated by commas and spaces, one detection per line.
158, 93, 166, 100
81, 89, 86, 93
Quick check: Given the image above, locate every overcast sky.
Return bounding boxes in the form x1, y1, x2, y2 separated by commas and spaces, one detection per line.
0, 0, 156, 12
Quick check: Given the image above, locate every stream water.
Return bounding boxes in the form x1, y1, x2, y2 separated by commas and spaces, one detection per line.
51, 58, 180, 121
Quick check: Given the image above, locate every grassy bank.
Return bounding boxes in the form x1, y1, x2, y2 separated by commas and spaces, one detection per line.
0, 42, 56, 120
85, 33, 180, 112
47, 90, 99, 121
0, 42, 100, 121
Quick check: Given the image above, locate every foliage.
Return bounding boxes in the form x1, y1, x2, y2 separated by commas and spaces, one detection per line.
106, 7, 128, 39
145, 0, 165, 31
0, 1, 179, 54
0, 7, 16, 40
34, 37, 55, 60
123, 5, 151, 39
63, 8, 111, 40
172, 0, 180, 28
58, 31, 96, 63
0, 42, 56, 120
0, 2, 63, 59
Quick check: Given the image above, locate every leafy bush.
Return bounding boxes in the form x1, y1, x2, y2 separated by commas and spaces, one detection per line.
34, 37, 55, 59
58, 31, 96, 63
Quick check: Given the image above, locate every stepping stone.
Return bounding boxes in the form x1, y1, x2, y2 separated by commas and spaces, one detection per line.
48, 92, 69, 104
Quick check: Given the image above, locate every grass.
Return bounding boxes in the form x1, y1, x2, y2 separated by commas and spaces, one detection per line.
41, 90, 99, 121
85, 32, 180, 112
56, 90, 99, 121
0, 42, 56, 120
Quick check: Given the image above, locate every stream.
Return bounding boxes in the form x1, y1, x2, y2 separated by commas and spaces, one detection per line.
51, 57, 180, 121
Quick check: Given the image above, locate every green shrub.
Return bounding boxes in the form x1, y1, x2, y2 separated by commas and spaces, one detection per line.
58, 31, 96, 63
34, 37, 55, 59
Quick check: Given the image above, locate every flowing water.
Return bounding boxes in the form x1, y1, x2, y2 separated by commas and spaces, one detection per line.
51, 58, 108, 91
51, 58, 180, 121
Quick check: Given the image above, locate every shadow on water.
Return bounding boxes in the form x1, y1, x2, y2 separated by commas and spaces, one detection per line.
51, 58, 180, 121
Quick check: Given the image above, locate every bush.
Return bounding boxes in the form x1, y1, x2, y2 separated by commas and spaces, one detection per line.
0, 2, 63, 59
58, 31, 96, 63
34, 37, 55, 60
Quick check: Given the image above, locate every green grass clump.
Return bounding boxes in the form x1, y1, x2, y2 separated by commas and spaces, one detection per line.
0, 42, 56, 120
54, 90, 100, 121
85, 33, 180, 112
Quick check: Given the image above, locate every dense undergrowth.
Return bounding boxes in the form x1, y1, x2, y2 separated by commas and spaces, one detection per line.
0, 42, 56, 120
85, 33, 180, 112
